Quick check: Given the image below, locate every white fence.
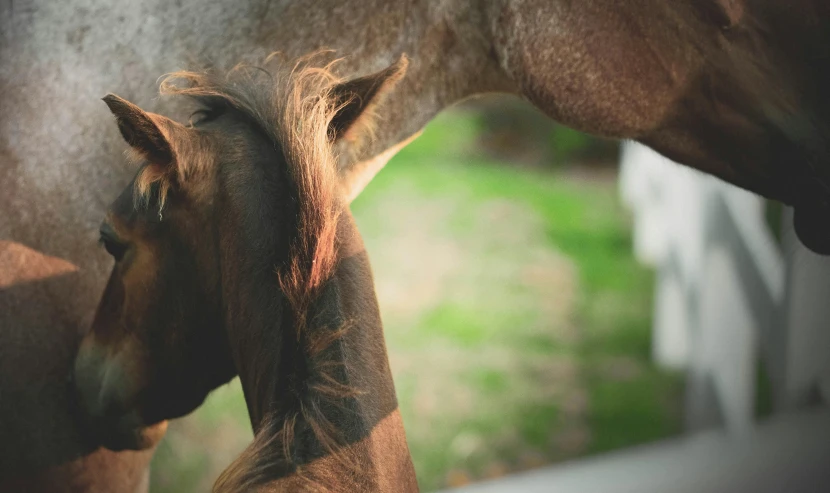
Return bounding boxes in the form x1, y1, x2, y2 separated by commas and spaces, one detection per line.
444, 143, 830, 493
619, 142, 830, 432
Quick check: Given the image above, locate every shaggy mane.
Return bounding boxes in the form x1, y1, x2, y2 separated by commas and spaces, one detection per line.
155, 54, 344, 313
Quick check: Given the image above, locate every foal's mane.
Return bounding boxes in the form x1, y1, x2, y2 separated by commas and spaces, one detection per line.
148, 55, 363, 491
157, 55, 343, 316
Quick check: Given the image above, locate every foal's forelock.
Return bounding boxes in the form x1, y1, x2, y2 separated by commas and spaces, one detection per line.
138, 54, 346, 315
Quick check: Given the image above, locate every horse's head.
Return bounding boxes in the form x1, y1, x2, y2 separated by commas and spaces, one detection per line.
73, 56, 408, 451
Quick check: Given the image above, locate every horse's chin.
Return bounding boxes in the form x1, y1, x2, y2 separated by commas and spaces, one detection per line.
794, 204, 830, 256
98, 418, 168, 452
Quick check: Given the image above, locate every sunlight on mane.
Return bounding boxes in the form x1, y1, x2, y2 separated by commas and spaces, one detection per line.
153, 53, 365, 493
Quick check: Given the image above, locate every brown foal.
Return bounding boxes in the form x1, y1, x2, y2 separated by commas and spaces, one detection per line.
72, 56, 418, 491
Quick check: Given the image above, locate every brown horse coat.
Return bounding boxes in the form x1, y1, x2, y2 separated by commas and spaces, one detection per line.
76, 58, 418, 491
3, 1, 829, 489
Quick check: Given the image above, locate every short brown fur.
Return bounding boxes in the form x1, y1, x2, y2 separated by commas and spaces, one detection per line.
74, 55, 417, 492
7, 2, 830, 489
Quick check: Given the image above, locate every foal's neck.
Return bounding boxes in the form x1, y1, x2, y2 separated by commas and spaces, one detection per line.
219, 213, 416, 492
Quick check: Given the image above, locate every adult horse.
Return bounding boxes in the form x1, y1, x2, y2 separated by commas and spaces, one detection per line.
3, 0, 830, 490
73, 55, 417, 491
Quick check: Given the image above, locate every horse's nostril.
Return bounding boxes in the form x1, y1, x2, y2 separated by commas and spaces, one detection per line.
73, 344, 129, 419
69, 340, 162, 451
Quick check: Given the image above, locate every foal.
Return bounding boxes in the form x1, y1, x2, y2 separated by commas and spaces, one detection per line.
72, 56, 418, 491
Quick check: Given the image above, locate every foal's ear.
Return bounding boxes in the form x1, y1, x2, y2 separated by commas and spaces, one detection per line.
102, 94, 183, 167
330, 56, 417, 202
328, 55, 408, 144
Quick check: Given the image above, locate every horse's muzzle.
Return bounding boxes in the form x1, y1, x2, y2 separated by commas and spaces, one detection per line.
71, 340, 167, 451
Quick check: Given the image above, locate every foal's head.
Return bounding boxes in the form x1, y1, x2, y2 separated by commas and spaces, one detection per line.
73, 55, 407, 451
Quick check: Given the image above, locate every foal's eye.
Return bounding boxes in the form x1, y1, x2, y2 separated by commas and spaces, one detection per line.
189, 108, 219, 126
99, 235, 128, 261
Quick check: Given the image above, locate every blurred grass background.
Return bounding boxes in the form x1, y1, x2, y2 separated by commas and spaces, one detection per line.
150, 96, 683, 492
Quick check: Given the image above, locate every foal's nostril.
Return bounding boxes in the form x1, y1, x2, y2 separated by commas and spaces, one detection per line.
70, 341, 165, 451
73, 342, 131, 419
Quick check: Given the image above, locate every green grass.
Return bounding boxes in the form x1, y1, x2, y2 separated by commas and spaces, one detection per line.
586, 369, 682, 453
150, 108, 683, 492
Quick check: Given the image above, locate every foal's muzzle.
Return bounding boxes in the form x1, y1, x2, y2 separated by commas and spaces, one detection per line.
72, 340, 167, 451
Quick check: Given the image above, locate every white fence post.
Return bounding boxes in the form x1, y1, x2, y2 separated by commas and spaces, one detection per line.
776, 212, 830, 410
619, 142, 828, 435
619, 142, 705, 370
